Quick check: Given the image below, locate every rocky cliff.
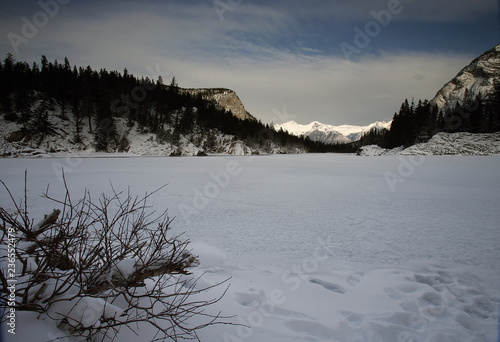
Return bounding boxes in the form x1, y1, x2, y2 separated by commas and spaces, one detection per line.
182, 88, 256, 121
430, 44, 500, 111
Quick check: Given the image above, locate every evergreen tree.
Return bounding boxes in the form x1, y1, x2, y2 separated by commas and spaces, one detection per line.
80, 96, 94, 133
94, 100, 117, 152
179, 107, 195, 134
0, 54, 347, 154
486, 80, 500, 132
72, 98, 83, 143
469, 95, 484, 133
170, 76, 178, 89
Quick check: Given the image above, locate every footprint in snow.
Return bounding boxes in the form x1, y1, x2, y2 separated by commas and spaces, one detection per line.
234, 291, 265, 307
284, 319, 338, 340
309, 278, 345, 294
418, 291, 447, 317
384, 287, 420, 314
346, 272, 364, 287
464, 296, 495, 319
340, 311, 364, 328
413, 271, 453, 290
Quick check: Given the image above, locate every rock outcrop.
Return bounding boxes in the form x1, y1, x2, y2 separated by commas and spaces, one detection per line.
182, 88, 256, 121
430, 44, 500, 111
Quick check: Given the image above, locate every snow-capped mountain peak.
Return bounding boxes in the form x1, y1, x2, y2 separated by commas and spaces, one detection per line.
278, 120, 336, 134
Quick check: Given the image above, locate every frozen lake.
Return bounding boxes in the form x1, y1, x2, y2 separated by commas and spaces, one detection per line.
2, 154, 500, 342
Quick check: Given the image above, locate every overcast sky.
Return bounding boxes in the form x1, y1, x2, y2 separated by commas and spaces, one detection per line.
0, 0, 498, 125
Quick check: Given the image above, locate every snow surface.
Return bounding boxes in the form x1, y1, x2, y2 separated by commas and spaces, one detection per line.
1, 154, 500, 342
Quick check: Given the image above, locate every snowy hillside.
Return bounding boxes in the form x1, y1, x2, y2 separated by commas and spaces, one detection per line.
358, 131, 500, 156
0, 102, 298, 157
430, 44, 500, 111
1, 57, 338, 158
275, 120, 391, 144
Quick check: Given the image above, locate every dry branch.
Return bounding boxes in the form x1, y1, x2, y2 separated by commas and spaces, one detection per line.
0, 174, 231, 341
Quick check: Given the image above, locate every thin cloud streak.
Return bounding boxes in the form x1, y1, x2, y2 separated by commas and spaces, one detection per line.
250, 0, 496, 23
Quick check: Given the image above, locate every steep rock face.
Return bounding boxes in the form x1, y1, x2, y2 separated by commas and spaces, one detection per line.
182, 88, 255, 121
430, 44, 500, 111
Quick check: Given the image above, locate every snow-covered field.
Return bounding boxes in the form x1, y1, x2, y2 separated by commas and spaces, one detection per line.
1, 154, 500, 342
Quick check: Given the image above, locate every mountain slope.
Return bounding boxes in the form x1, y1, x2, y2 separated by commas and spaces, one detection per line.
0, 102, 297, 157
430, 44, 500, 111
365, 44, 500, 151
275, 120, 391, 144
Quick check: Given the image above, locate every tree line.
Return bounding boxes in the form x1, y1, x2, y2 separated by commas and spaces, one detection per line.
0, 54, 349, 153
4, 54, 496, 153
358, 84, 500, 149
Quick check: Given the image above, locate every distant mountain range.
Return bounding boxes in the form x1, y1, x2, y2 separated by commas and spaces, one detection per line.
277, 44, 500, 148
274, 120, 392, 144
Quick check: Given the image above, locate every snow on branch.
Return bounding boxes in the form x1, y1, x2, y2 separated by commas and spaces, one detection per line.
0, 173, 231, 341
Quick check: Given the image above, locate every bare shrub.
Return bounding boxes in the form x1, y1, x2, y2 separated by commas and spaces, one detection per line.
0, 172, 230, 341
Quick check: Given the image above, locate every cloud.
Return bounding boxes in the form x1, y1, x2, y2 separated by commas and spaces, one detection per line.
162, 50, 473, 125
0, 0, 489, 126
393, 0, 497, 23
257, 0, 497, 23
4, 2, 296, 64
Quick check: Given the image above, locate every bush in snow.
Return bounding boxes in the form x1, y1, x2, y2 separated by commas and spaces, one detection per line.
0, 173, 229, 341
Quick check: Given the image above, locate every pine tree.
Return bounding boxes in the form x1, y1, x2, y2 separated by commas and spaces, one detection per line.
179, 107, 195, 134
72, 98, 83, 143
486, 80, 500, 132
170, 76, 178, 88
469, 95, 484, 133
0, 54, 345, 154
94, 100, 117, 152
